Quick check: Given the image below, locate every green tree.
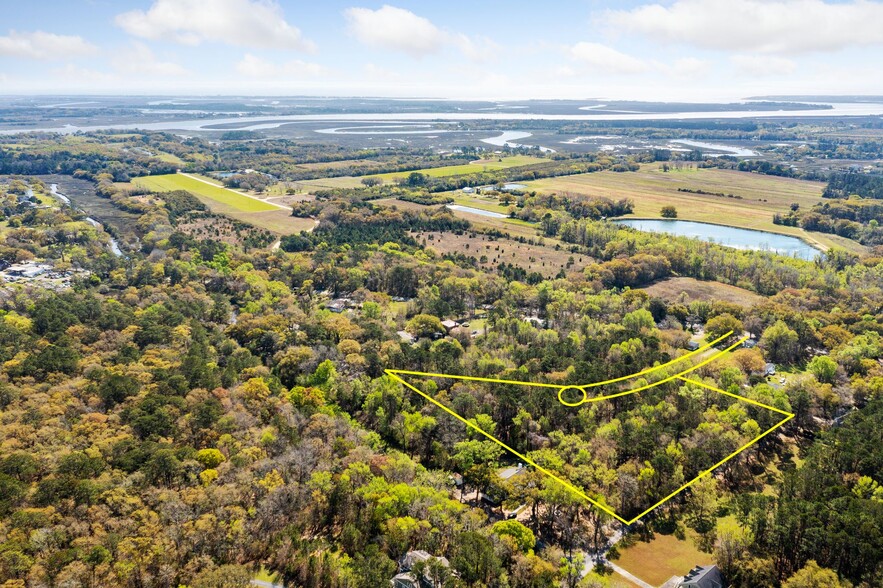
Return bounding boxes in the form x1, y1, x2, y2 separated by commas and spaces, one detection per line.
406, 313, 444, 337
492, 520, 536, 553
452, 531, 501, 586
807, 355, 837, 384
705, 313, 744, 342
430, 338, 464, 372
782, 560, 851, 588
661, 205, 677, 218
622, 308, 655, 332
195, 448, 226, 469
760, 320, 800, 364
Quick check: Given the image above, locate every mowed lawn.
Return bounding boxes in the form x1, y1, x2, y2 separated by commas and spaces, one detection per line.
524, 163, 866, 254
615, 532, 714, 586
133, 173, 278, 212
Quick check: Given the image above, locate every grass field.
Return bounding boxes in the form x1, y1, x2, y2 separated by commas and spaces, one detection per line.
133, 173, 316, 236
292, 176, 366, 190
133, 173, 278, 212
611, 573, 642, 588
615, 531, 713, 586
525, 163, 866, 254
153, 150, 184, 165
292, 156, 548, 192
641, 277, 766, 306
415, 230, 591, 280
365, 155, 547, 182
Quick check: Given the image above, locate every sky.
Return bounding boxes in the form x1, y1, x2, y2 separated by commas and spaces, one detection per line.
2, 0, 883, 101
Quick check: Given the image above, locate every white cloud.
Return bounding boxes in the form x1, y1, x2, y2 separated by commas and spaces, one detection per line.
116, 0, 313, 51
605, 0, 883, 54
0, 30, 96, 60
235, 54, 326, 77
731, 54, 797, 76
112, 42, 188, 76
344, 5, 497, 61
569, 42, 648, 74
344, 5, 445, 57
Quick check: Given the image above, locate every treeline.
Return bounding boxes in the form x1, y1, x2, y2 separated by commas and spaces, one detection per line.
510, 194, 634, 231
726, 398, 883, 586
411, 157, 640, 193
555, 218, 827, 296
824, 172, 883, 199
0, 146, 177, 181
283, 202, 469, 251
775, 199, 883, 245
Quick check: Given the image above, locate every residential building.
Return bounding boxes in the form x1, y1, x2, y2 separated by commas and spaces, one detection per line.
679, 565, 724, 588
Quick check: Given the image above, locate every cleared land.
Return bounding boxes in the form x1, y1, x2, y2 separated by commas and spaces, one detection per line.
615, 532, 713, 586
365, 155, 547, 181
133, 173, 315, 235
414, 230, 591, 279
525, 164, 865, 254
134, 173, 278, 212
641, 277, 766, 306
292, 156, 548, 192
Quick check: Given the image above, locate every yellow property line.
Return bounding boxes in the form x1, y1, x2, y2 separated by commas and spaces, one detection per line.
387, 370, 630, 523
678, 376, 793, 417
389, 331, 734, 393
385, 335, 795, 524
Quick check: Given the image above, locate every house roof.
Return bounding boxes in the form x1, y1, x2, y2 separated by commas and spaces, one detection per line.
401, 550, 450, 571
680, 565, 723, 588
498, 464, 526, 480
391, 572, 418, 588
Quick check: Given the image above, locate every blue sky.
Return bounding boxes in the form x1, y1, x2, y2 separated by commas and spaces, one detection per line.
2, 0, 883, 99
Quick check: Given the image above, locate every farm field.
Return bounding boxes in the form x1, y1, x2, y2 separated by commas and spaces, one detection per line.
614, 531, 714, 587
364, 155, 547, 181
133, 173, 279, 212
291, 176, 365, 190
291, 156, 548, 192
641, 277, 766, 306
524, 163, 866, 254
413, 230, 591, 280
133, 173, 316, 235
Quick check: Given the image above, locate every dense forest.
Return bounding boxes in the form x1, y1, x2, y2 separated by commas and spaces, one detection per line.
0, 131, 882, 588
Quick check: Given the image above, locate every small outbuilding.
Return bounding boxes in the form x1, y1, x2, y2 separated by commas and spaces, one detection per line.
440, 319, 459, 331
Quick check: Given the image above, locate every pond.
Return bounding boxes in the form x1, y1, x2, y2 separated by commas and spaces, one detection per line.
613, 219, 820, 260
446, 204, 508, 218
